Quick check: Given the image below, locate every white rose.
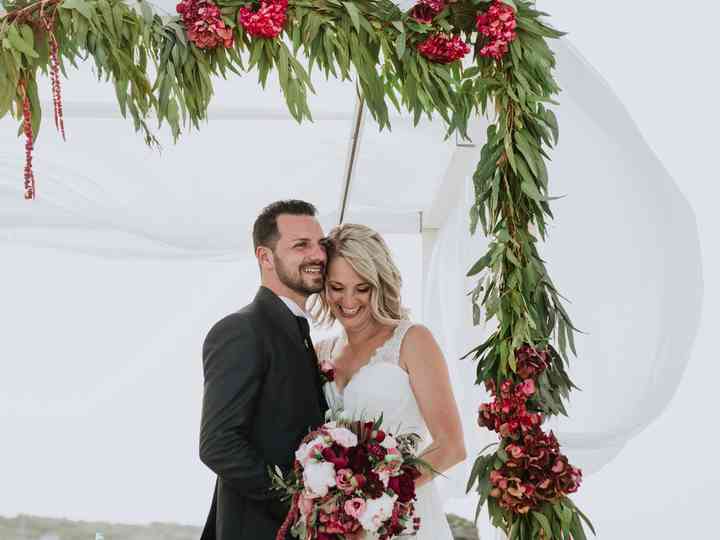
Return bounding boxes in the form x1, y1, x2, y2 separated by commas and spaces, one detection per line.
303, 461, 337, 498
295, 435, 329, 466
328, 426, 358, 448
358, 493, 397, 533
379, 435, 397, 449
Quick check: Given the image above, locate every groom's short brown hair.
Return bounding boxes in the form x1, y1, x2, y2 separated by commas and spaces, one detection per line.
253, 199, 318, 250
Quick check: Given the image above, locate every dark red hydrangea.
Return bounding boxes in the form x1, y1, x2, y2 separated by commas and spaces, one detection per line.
176, 0, 234, 49
238, 0, 288, 39
476, 0, 517, 60
515, 343, 551, 379
489, 430, 582, 513
417, 33, 470, 64
411, 0, 445, 24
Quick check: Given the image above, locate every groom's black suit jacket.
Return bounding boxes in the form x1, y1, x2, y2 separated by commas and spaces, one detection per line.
199, 286, 327, 540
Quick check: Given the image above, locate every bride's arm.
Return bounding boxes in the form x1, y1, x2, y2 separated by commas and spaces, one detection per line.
400, 325, 466, 488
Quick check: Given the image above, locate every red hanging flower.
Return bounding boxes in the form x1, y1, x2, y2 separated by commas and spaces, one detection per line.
20, 80, 36, 200
177, 0, 234, 49
238, 0, 288, 39
476, 0, 517, 60
410, 0, 445, 24
417, 33, 469, 64
41, 14, 66, 141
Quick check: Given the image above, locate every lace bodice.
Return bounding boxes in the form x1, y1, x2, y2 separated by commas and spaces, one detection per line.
316, 320, 428, 440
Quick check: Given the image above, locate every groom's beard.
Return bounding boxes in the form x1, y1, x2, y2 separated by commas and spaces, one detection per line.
274, 254, 325, 296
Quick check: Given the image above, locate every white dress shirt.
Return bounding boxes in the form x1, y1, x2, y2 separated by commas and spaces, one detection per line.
279, 295, 307, 319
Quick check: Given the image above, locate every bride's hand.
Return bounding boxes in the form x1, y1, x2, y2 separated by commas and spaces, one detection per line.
400, 325, 467, 488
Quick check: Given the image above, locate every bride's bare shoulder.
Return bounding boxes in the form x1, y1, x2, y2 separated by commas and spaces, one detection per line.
399, 324, 443, 365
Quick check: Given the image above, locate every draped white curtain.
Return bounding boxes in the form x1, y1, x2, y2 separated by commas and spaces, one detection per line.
422, 40, 703, 535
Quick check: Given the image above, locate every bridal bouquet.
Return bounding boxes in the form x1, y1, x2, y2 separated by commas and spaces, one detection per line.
271, 417, 425, 540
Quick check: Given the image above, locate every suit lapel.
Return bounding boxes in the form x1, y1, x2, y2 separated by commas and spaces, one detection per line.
254, 287, 327, 411
254, 286, 307, 357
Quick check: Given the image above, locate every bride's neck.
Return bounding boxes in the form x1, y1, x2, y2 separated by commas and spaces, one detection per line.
344, 318, 385, 346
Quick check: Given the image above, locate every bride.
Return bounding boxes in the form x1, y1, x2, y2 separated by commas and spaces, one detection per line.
312, 223, 466, 539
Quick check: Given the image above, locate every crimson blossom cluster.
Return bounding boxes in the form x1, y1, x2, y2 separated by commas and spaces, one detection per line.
478, 344, 583, 515
176, 0, 519, 65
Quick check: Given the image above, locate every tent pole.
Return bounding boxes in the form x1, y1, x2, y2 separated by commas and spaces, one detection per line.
338, 88, 366, 225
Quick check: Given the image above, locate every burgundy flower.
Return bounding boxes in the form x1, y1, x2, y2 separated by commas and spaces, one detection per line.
410, 0, 445, 24
238, 0, 288, 39
515, 344, 551, 379
322, 444, 350, 469
364, 472, 385, 498
388, 467, 418, 503
348, 446, 370, 472
368, 442, 387, 461
176, 0, 234, 49
417, 33, 470, 64
489, 430, 583, 513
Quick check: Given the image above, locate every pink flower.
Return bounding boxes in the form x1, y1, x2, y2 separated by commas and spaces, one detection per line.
344, 497, 367, 519
328, 426, 359, 448
519, 379, 535, 397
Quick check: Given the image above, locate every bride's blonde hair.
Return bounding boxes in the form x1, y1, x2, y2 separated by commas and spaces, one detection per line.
310, 224, 409, 326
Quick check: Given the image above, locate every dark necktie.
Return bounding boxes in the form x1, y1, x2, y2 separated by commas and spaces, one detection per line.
296, 316, 314, 352
296, 316, 328, 410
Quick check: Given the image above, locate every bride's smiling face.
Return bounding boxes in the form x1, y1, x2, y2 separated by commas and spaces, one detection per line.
326, 256, 374, 330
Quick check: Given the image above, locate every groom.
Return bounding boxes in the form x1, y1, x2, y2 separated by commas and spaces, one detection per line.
199, 200, 329, 540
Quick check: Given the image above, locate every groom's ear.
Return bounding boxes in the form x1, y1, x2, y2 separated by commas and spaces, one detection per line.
256, 245, 274, 270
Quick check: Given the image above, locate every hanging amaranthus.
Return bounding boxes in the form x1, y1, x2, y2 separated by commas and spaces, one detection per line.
41, 8, 65, 140
19, 79, 36, 200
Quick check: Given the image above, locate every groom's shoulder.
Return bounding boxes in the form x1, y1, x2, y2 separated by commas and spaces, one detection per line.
204, 303, 260, 346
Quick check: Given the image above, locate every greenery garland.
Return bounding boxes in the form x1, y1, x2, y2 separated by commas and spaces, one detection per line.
0, 0, 594, 537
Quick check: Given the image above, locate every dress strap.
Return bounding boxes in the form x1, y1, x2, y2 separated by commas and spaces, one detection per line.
383, 319, 414, 365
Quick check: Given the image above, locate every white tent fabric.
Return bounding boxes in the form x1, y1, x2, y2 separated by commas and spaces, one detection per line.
0, 21, 703, 536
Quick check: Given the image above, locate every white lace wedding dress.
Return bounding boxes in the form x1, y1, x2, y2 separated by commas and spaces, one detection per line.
316, 320, 454, 540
